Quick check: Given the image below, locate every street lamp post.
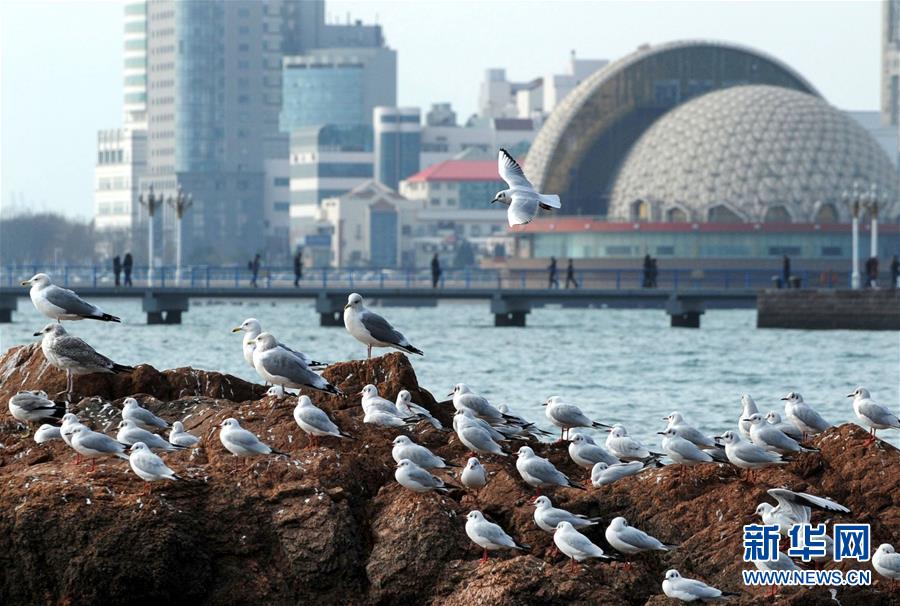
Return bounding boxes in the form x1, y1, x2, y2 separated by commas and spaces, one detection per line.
867, 188, 880, 260
167, 185, 193, 286
139, 185, 163, 287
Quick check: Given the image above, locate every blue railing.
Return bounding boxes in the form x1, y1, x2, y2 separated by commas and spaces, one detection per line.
1, 264, 848, 291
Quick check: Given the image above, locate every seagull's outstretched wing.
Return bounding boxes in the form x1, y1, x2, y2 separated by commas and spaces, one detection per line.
498, 149, 533, 190
768, 488, 850, 514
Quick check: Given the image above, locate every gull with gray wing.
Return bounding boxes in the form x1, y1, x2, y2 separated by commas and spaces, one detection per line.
343, 293, 423, 359
35, 324, 133, 400
22, 273, 120, 322
492, 148, 561, 227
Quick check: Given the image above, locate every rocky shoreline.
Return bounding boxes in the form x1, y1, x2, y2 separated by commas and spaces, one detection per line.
0, 342, 897, 605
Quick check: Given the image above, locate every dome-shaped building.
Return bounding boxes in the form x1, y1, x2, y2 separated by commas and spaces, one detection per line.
608, 85, 899, 224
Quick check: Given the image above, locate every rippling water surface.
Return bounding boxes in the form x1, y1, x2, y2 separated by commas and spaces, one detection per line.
2, 299, 898, 447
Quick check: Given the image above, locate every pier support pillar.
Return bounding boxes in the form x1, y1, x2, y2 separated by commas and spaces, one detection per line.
490, 295, 530, 327
666, 295, 705, 328
0, 295, 16, 323
142, 293, 189, 325
316, 293, 345, 327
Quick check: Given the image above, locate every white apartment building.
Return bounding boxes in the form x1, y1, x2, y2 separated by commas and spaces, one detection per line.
93, 128, 147, 255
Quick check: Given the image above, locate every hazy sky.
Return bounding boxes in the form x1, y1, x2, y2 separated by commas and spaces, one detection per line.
0, 0, 881, 220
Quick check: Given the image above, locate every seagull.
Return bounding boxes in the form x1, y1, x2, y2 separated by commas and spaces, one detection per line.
533, 495, 600, 533
605, 425, 658, 462
745, 413, 817, 455
554, 521, 614, 570
568, 433, 619, 469
396, 389, 441, 429
755, 488, 850, 535
764, 411, 804, 442
450, 384, 506, 424
662, 569, 735, 603
8, 390, 65, 427
715, 431, 788, 480
218, 418, 284, 460
781, 392, 831, 439
391, 435, 456, 469
738, 394, 759, 440
454, 411, 507, 456
515, 445, 584, 496
122, 397, 168, 431
34, 324, 133, 401
67, 425, 129, 472
364, 409, 414, 428
873, 544, 900, 589
543, 396, 609, 441
59, 413, 85, 448
460, 457, 488, 491
128, 442, 182, 494
662, 411, 716, 449
343, 293, 423, 359
22, 273, 120, 323
34, 424, 62, 444
605, 516, 675, 555
591, 461, 647, 486
117, 419, 185, 452
232, 318, 325, 370
360, 384, 405, 416
849, 387, 899, 446
453, 408, 508, 443
169, 421, 200, 448
394, 459, 449, 494
465, 510, 529, 564
252, 332, 342, 396
294, 395, 350, 448
492, 148, 560, 227
657, 427, 715, 467
753, 551, 801, 597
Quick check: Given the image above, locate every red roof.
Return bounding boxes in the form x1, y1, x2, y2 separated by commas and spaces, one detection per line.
515, 218, 900, 234
405, 160, 502, 183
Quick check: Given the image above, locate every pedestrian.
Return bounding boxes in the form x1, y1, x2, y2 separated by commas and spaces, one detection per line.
547, 256, 559, 289
642, 254, 652, 288
890, 255, 899, 290
294, 249, 303, 287
650, 257, 658, 288
782, 254, 791, 288
113, 255, 122, 287
866, 256, 879, 288
431, 253, 442, 288
565, 259, 578, 289
249, 254, 261, 288
123, 252, 133, 286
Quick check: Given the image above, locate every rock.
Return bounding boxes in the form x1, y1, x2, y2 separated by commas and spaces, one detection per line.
0, 344, 897, 605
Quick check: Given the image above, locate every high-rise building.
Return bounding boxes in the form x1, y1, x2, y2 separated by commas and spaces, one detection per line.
373, 107, 421, 190
882, 0, 900, 126
93, 129, 147, 257
280, 46, 396, 131
123, 1, 148, 128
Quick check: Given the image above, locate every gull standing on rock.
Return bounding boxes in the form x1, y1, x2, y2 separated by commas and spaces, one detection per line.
745, 413, 817, 455
294, 395, 350, 447
117, 419, 185, 452
662, 411, 717, 449
662, 569, 734, 603
169, 421, 200, 448
554, 521, 614, 570
122, 397, 169, 431
34, 424, 62, 443
873, 544, 900, 589
8, 390, 65, 427
532, 496, 600, 533
781, 392, 831, 439
22, 273, 120, 323
60, 413, 85, 448
515, 446, 584, 496
455, 410, 507, 456
715, 431, 788, 480
605, 516, 675, 555
343, 293, 423, 359
396, 390, 441, 429
465, 510, 529, 564
755, 488, 850, 535
253, 332, 342, 396
67, 425, 129, 472
492, 148, 561, 227
35, 324, 133, 401
232, 318, 326, 370
128, 442, 182, 493
605, 425, 658, 462
461, 457, 488, 491
657, 427, 715, 467
849, 387, 900, 445
543, 396, 609, 441
591, 461, 647, 486
738, 394, 759, 440
218, 418, 284, 460
394, 459, 449, 494
568, 433, 619, 469
764, 411, 804, 442
450, 384, 506, 424
391, 435, 455, 469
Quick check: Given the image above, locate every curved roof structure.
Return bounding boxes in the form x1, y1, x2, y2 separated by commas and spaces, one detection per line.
523, 40, 820, 216
608, 85, 899, 223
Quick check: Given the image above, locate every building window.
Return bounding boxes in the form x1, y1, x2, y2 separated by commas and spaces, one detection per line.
815, 203, 839, 223
764, 205, 792, 223
656, 246, 675, 256
273, 177, 290, 187
430, 198, 440, 206
273, 202, 290, 212
630, 199, 651, 222
822, 246, 843, 256
666, 207, 687, 222
707, 204, 744, 223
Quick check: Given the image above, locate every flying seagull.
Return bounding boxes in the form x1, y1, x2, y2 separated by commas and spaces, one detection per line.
22, 273, 120, 323
492, 148, 561, 227
343, 292, 423, 359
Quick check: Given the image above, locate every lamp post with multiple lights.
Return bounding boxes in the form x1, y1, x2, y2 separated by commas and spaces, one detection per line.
138, 185, 163, 287
167, 185, 193, 285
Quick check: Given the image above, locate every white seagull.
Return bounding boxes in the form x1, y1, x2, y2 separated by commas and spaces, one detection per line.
34, 424, 62, 444
22, 273, 120, 322
9, 390, 65, 426
232, 318, 325, 370
465, 510, 528, 563
781, 392, 831, 439
543, 395, 609, 441
391, 435, 455, 470
515, 445, 584, 495
122, 397, 169, 431
873, 544, 900, 588
35, 324, 133, 400
591, 461, 647, 486
662, 569, 734, 603
117, 419, 184, 452
394, 458, 449, 494
218, 418, 284, 460
492, 148, 560, 227
128, 442, 182, 494
293, 395, 350, 447
738, 394, 759, 440
253, 332, 341, 396
605, 516, 675, 555
169, 421, 200, 448
755, 488, 849, 535
343, 293, 423, 359
568, 433, 620, 469
716, 430, 788, 480
554, 521, 614, 570
460, 457, 488, 491
849, 386, 899, 445
533, 495, 600, 533
67, 425, 129, 472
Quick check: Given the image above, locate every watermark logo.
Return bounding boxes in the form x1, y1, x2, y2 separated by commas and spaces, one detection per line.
743, 524, 781, 562
832, 524, 870, 562
787, 523, 828, 562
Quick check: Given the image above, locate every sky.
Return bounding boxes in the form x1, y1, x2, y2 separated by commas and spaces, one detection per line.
0, 0, 882, 220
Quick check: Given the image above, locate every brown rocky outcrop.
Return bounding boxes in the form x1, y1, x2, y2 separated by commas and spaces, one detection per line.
0, 344, 897, 605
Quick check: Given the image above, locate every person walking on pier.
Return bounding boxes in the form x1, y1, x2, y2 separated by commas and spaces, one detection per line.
123, 253, 133, 287
548, 257, 559, 289
249, 254, 261, 288
865, 256, 879, 288
294, 250, 303, 287
782, 254, 791, 288
113, 255, 122, 287
890, 255, 899, 289
565, 259, 578, 289
431, 253, 442, 288
642, 254, 652, 288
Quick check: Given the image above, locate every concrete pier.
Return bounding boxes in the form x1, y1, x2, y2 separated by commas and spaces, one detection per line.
142, 293, 189, 325
0, 295, 16, 323
757, 289, 900, 330
666, 295, 706, 328
315, 293, 345, 326
490, 295, 531, 326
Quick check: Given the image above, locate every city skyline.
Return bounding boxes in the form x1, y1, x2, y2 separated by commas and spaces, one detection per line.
0, 0, 882, 220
